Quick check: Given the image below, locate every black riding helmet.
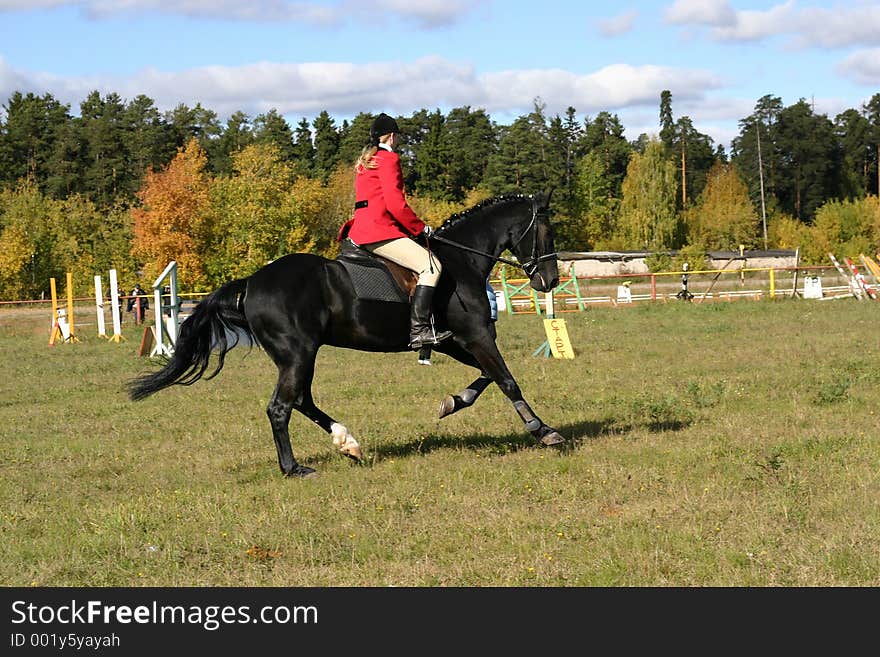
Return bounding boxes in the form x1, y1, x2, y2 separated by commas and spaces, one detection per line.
369, 113, 400, 146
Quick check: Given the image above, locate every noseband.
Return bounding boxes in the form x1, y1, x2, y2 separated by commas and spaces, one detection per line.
429, 197, 557, 278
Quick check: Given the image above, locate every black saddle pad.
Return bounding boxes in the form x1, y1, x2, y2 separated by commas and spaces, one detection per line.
336, 240, 409, 303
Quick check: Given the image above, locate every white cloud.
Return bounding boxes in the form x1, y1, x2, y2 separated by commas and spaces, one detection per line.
597, 9, 638, 37
838, 48, 880, 85
0, 0, 69, 7
372, 0, 485, 29
666, 1, 880, 49
664, 0, 736, 27
0, 56, 722, 125
710, 1, 794, 42
793, 6, 880, 48
0, 0, 483, 27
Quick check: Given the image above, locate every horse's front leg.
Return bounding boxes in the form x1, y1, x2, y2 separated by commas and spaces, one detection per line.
467, 339, 564, 446
438, 374, 493, 419
431, 339, 494, 419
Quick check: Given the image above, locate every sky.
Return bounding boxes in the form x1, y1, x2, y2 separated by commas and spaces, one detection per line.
1, 0, 879, 152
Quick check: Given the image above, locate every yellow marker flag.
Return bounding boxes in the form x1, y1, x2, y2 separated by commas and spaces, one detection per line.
543, 318, 575, 359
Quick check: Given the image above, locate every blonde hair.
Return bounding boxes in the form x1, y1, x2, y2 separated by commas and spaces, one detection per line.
356, 145, 379, 171
355, 133, 394, 172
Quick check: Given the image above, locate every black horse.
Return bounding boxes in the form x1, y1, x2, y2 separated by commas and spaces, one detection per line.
128, 192, 563, 477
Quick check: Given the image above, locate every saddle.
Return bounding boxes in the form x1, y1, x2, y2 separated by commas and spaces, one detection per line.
336, 238, 418, 303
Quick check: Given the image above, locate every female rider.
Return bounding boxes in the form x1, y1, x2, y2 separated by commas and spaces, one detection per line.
339, 113, 452, 349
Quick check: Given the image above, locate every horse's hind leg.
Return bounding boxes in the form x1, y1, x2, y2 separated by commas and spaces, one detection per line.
295, 389, 363, 462
267, 365, 319, 478
271, 350, 364, 465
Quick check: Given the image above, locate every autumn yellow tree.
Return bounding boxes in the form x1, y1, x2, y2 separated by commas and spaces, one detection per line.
768, 211, 809, 250
0, 181, 64, 299
131, 138, 212, 289
311, 163, 356, 259
805, 196, 880, 264
0, 222, 32, 299
207, 142, 323, 281
684, 161, 758, 249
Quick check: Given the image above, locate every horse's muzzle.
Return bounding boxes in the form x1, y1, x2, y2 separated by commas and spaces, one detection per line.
531, 273, 559, 293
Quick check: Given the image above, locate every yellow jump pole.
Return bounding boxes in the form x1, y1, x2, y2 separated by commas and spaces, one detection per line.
48, 277, 60, 346
769, 268, 775, 299
50, 277, 58, 318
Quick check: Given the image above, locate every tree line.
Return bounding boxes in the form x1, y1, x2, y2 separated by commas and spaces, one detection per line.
1, 88, 879, 300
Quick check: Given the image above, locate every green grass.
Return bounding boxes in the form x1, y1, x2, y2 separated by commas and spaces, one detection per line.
2, 298, 879, 586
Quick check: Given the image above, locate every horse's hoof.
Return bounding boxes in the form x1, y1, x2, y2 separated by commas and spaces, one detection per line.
438, 395, 456, 419
286, 465, 319, 478
539, 431, 565, 446
340, 444, 363, 462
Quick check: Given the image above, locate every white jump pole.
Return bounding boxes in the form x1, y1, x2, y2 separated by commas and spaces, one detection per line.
150, 261, 178, 357
94, 275, 107, 338
108, 268, 125, 342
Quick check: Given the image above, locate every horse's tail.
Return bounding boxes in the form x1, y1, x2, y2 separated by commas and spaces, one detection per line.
127, 278, 253, 401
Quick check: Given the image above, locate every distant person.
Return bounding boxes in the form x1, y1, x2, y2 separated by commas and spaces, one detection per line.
127, 282, 149, 325
162, 285, 175, 318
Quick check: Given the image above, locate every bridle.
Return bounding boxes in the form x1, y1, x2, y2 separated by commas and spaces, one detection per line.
428, 197, 558, 278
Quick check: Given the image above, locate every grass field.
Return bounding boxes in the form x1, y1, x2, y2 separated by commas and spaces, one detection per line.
1, 298, 879, 586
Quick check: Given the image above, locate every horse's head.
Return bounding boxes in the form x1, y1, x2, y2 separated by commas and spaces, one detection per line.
509, 190, 559, 292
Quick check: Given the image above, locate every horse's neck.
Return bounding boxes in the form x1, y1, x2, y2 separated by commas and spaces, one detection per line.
441, 216, 509, 279
443, 203, 524, 259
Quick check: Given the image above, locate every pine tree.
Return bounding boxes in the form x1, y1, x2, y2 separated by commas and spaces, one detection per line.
732, 95, 783, 218
443, 106, 496, 200
659, 90, 675, 151
413, 109, 451, 200
775, 99, 841, 221
336, 112, 373, 170
835, 108, 872, 198
164, 103, 221, 155
122, 95, 169, 196
291, 117, 315, 175
312, 110, 340, 180
253, 109, 295, 162
864, 93, 880, 198
671, 116, 717, 209
79, 91, 131, 208
580, 111, 632, 219
213, 111, 254, 176
0, 91, 71, 192
483, 99, 552, 195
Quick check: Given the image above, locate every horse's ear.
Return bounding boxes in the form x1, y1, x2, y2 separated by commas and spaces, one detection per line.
536, 188, 554, 208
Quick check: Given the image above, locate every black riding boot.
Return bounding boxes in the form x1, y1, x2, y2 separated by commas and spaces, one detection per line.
409, 285, 452, 349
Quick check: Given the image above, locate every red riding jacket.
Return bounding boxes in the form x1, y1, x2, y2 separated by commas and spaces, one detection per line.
338, 148, 426, 245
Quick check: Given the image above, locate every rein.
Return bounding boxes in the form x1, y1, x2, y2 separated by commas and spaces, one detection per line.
428, 201, 557, 277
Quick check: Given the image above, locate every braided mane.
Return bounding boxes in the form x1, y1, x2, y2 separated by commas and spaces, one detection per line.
435, 194, 532, 235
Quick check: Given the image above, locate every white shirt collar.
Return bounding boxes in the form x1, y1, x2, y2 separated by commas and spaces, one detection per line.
378, 142, 393, 152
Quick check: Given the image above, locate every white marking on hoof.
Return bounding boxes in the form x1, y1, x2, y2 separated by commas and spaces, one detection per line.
331, 422, 363, 461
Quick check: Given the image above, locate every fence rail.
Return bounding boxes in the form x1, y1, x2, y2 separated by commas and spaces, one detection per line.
492, 264, 876, 314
